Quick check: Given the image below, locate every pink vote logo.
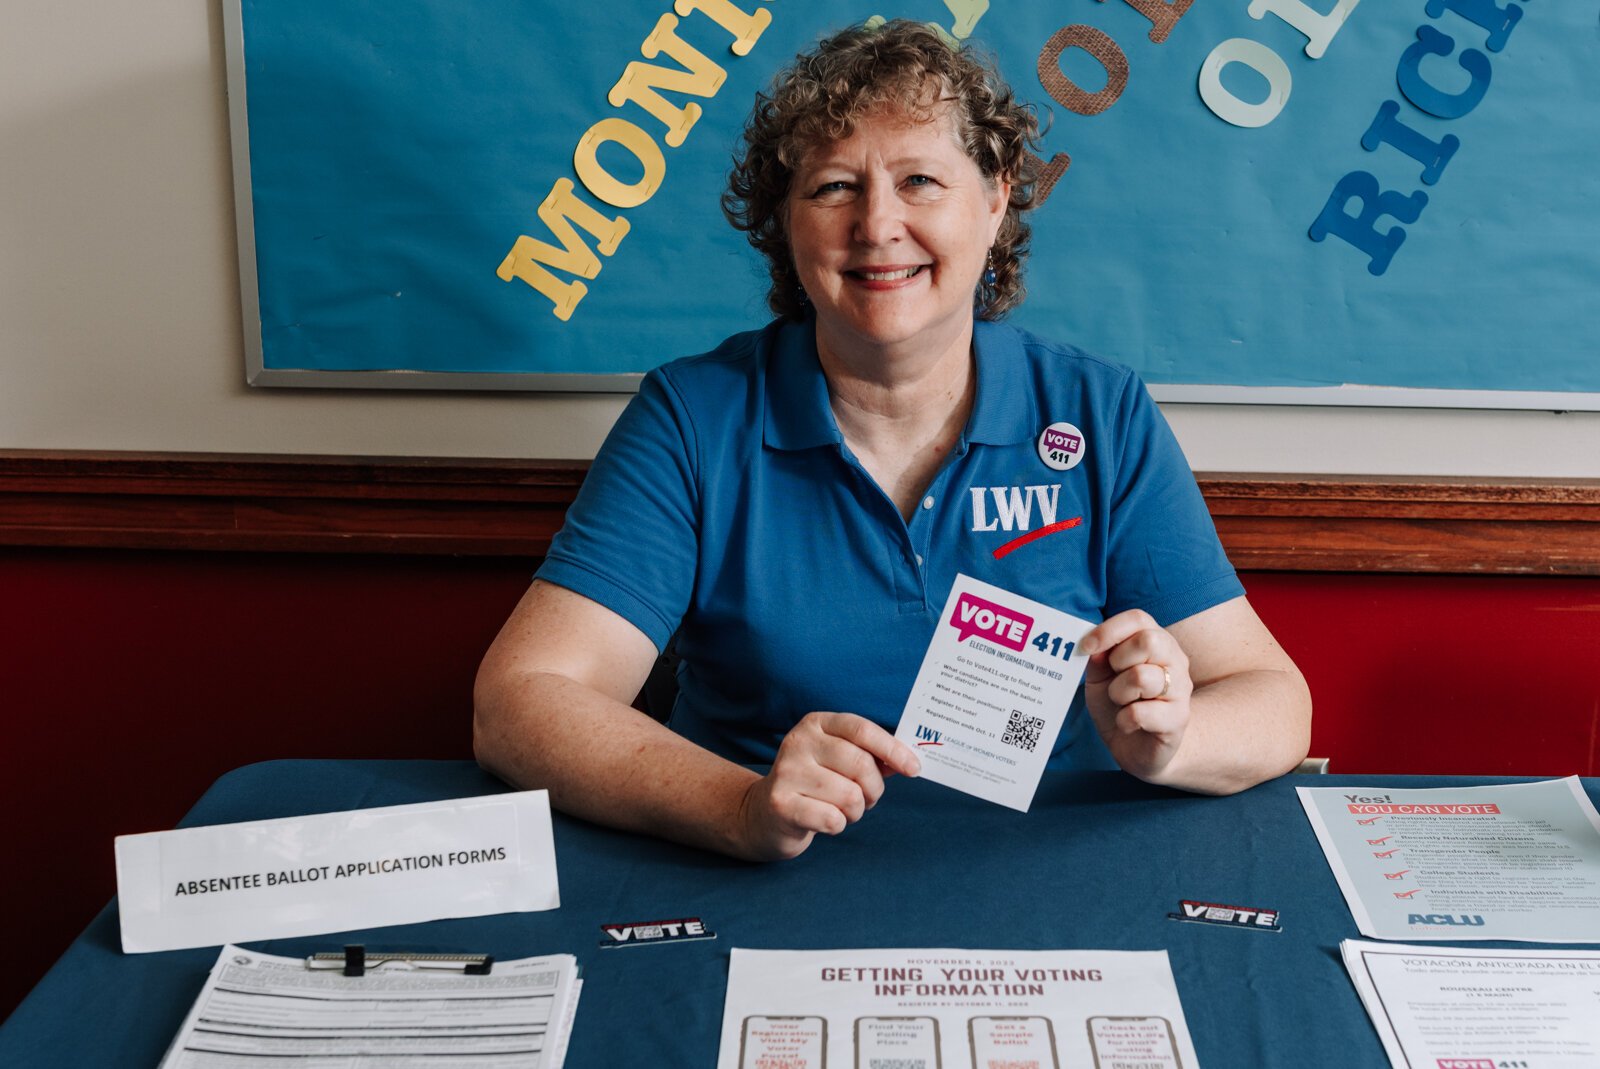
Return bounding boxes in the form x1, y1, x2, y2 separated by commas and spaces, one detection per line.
950, 592, 1034, 650
1435, 1060, 1494, 1069
1043, 427, 1081, 455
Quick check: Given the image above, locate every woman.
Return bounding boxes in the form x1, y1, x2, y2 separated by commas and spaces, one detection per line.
474, 21, 1310, 861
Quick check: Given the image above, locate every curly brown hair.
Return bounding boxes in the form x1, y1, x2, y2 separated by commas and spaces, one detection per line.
723, 20, 1041, 322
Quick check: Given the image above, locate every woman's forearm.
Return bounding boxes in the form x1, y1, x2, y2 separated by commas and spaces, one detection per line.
473, 668, 764, 859
1143, 665, 1312, 795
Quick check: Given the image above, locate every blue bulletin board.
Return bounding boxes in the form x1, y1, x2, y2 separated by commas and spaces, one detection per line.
224, 0, 1600, 407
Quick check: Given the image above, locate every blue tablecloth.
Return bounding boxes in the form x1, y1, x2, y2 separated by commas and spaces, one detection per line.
3, 761, 1594, 1067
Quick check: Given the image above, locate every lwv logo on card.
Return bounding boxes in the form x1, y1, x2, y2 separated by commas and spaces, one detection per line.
913, 725, 942, 746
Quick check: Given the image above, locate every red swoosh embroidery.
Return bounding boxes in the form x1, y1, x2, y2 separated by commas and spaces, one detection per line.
991, 517, 1083, 560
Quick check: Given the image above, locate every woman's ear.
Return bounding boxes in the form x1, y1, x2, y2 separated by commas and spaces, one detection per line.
987, 178, 1011, 243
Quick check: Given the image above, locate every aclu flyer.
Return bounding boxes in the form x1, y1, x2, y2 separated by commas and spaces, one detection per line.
1299, 778, 1600, 942
717, 947, 1197, 1069
896, 573, 1093, 811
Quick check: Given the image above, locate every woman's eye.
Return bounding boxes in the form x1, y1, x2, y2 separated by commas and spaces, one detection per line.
813, 181, 849, 196
906, 174, 933, 187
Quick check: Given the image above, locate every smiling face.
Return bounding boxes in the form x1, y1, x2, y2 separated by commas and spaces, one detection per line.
785, 105, 1009, 366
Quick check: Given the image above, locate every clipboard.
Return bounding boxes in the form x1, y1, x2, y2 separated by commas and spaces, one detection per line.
306, 943, 494, 976
158, 944, 581, 1068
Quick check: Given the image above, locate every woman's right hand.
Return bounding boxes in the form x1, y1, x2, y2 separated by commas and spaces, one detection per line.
736, 712, 922, 861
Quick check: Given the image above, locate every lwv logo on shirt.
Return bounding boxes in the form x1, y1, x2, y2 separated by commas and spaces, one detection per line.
969, 485, 1061, 532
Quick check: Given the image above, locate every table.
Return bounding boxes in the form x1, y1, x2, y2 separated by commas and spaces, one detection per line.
3, 761, 1594, 1067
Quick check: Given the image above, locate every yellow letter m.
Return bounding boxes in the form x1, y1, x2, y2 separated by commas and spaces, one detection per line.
497, 178, 630, 321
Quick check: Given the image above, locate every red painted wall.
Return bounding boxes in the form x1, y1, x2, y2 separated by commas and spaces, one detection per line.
1245, 571, 1600, 779
0, 548, 527, 1023
3, 549, 1597, 1021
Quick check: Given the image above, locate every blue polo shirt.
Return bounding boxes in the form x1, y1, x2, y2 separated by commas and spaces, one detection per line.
537, 316, 1244, 770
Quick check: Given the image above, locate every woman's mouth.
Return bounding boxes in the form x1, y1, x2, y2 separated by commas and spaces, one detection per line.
849, 265, 925, 282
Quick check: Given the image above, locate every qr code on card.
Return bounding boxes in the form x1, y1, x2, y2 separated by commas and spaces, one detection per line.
868, 1061, 927, 1069
1001, 710, 1045, 753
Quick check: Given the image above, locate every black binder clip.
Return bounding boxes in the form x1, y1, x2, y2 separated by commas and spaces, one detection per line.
307, 944, 495, 976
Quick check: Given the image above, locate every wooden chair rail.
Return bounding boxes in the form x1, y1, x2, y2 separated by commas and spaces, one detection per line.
1, 451, 1597, 573
1201, 473, 1600, 575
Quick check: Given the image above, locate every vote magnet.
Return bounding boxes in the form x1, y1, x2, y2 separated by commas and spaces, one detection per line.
599, 916, 716, 948
1167, 899, 1282, 932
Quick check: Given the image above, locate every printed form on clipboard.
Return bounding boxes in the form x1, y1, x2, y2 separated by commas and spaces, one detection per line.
156, 945, 582, 1068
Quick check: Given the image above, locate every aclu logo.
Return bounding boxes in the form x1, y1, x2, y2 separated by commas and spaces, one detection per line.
1435, 1060, 1494, 1069
913, 725, 942, 746
1408, 914, 1486, 927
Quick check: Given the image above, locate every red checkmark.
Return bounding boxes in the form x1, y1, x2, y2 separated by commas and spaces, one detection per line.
991, 517, 1084, 560
1384, 870, 1410, 880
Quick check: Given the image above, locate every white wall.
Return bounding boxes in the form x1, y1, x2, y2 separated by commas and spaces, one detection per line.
3, 3, 1596, 475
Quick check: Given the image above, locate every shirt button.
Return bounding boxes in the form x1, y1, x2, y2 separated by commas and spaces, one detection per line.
921, 496, 935, 510
915, 554, 924, 567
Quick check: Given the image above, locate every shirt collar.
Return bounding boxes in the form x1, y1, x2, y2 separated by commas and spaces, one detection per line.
966, 319, 1038, 446
762, 316, 1038, 451
763, 315, 841, 451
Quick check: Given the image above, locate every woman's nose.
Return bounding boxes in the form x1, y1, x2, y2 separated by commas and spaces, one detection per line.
853, 184, 905, 247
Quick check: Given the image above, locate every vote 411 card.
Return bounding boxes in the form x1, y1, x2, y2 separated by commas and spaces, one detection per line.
895, 574, 1094, 811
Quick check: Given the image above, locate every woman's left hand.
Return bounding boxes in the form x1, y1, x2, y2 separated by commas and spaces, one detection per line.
1079, 609, 1193, 782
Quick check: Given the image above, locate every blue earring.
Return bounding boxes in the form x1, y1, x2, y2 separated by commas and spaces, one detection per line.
983, 252, 997, 286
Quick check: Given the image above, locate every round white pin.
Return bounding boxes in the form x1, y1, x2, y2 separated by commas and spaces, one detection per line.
1038, 422, 1086, 471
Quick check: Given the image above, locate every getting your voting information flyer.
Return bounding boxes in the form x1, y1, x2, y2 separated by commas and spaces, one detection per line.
896, 574, 1093, 811
717, 948, 1198, 1069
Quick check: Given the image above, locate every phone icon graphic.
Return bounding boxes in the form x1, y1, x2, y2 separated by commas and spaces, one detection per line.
1086, 1015, 1183, 1068
969, 1015, 1058, 1069
741, 1014, 827, 1069
855, 1015, 940, 1068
